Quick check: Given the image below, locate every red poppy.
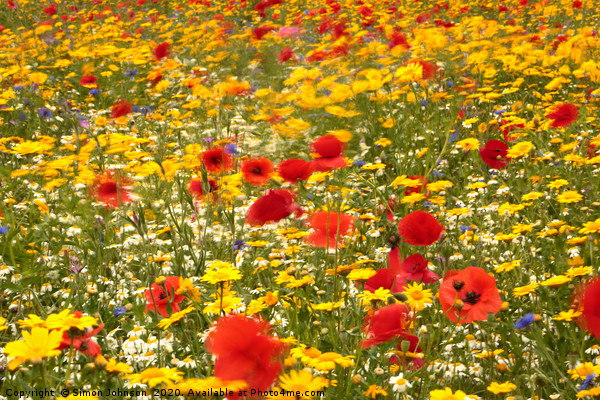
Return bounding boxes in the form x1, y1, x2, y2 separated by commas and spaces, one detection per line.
43, 4, 57, 15
572, 278, 600, 339
79, 75, 98, 88
572, 0, 582, 8
111, 99, 133, 119
365, 247, 406, 293
253, 25, 276, 40
145, 276, 185, 318
547, 103, 579, 128
90, 171, 133, 209
187, 177, 218, 199
277, 158, 313, 184
201, 148, 235, 174
399, 254, 440, 283
241, 157, 274, 186
397, 210, 443, 247
439, 267, 502, 323
154, 42, 170, 59
206, 315, 285, 398
246, 189, 302, 227
60, 316, 104, 358
587, 141, 599, 159
278, 47, 295, 63
361, 303, 412, 348
479, 140, 509, 169
310, 135, 347, 172
389, 31, 409, 49
306, 211, 355, 248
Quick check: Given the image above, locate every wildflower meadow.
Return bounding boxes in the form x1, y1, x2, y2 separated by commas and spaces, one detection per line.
1, 0, 600, 399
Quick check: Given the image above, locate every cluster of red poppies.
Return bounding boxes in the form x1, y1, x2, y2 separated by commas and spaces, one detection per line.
478, 103, 579, 169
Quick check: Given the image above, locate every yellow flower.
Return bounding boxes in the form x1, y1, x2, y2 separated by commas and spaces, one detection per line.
403, 282, 433, 311
513, 283, 539, 297
427, 181, 454, 192
4, 327, 63, 370
176, 278, 201, 302
363, 385, 388, 399
45, 310, 98, 332
391, 175, 423, 188
346, 268, 377, 281
429, 387, 477, 400
362, 163, 386, 170
506, 141, 533, 158
375, 138, 393, 147
521, 192, 544, 201
311, 301, 343, 311
487, 381, 517, 394
103, 357, 133, 374
278, 369, 328, 398
580, 218, 600, 234
0, 316, 8, 331
498, 203, 525, 215
126, 367, 183, 388
566, 266, 593, 278
202, 294, 242, 314
11, 140, 54, 155
578, 387, 600, 398
401, 192, 426, 204
494, 260, 521, 273
547, 179, 569, 189
455, 138, 480, 150
446, 208, 470, 216
201, 262, 242, 284
357, 288, 392, 304
17, 314, 47, 329
556, 190, 583, 203
157, 306, 195, 330
306, 351, 354, 372
568, 362, 600, 380
290, 346, 323, 364
540, 275, 571, 287
553, 309, 582, 321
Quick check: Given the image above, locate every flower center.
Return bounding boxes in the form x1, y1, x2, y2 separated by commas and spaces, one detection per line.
463, 291, 481, 305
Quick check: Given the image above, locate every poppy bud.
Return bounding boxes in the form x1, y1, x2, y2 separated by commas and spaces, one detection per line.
400, 339, 412, 354
393, 292, 408, 302
388, 234, 401, 246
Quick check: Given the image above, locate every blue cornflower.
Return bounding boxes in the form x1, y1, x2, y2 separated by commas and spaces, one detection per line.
0, 226, 8, 234
579, 374, 596, 391
514, 313, 537, 330
114, 307, 127, 316
224, 143, 238, 155
233, 240, 247, 251
89, 89, 99, 96
38, 107, 53, 119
